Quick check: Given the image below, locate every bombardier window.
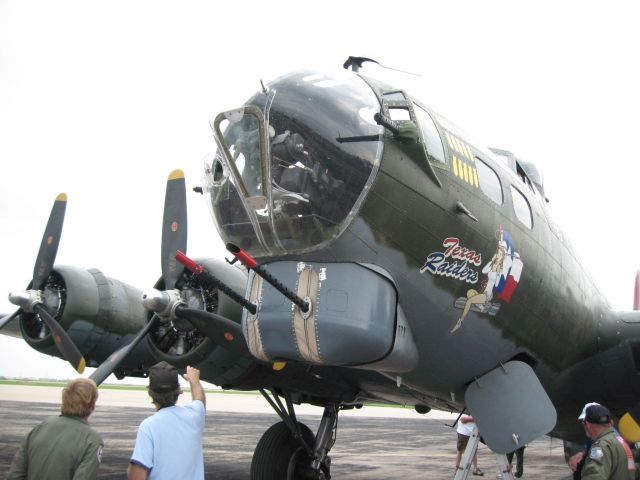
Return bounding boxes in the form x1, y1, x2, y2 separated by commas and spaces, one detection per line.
511, 186, 533, 229
475, 158, 503, 205
415, 106, 446, 164
207, 69, 384, 256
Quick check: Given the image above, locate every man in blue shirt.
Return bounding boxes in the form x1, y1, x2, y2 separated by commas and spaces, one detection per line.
127, 362, 206, 480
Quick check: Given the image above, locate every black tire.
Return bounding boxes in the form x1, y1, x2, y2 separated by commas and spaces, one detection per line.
250, 421, 315, 480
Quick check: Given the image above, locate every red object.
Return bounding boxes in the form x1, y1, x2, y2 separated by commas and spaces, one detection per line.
496, 276, 518, 304
226, 243, 258, 268
175, 250, 203, 274
224, 332, 234, 342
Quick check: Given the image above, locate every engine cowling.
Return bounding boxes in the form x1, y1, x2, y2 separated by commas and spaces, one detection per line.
19, 265, 151, 372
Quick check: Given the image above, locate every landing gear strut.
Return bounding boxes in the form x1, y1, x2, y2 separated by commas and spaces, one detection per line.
250, 388, 336, 480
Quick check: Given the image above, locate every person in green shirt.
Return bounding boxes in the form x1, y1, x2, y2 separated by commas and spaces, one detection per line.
580, 403, 636, 480
7, 377, 104, 480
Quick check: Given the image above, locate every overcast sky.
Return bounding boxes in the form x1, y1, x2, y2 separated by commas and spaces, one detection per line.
1, 1, 639, 381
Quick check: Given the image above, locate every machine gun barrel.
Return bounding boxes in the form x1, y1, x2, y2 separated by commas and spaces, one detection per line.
175, 250, 257, 315
226, 243, 310, 313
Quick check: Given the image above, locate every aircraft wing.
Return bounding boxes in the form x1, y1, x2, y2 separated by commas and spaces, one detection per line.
0, 315, 22, 339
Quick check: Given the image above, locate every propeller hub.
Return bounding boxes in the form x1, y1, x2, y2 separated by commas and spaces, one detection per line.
8, 289, 43, 313
141, 288, 184, 322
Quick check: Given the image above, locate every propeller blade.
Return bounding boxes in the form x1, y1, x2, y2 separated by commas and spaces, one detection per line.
32, 193, 67, 290
176, 307, 250, 356
90, 314, 160, 386
32, 304, 85, 373
91, 171, 187, 386
0, 308, 21, 330
161, 170, 187, 290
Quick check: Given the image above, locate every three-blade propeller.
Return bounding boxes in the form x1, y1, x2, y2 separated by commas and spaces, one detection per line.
90, 170, 188, 386
0, 194, 86, 373
90, 169, 253, 386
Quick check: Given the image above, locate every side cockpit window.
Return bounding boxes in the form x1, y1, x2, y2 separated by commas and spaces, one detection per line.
415, 106, 446, 164
511, 186, 533, 229
381, 93, 446, 165
475, 157, 503, 205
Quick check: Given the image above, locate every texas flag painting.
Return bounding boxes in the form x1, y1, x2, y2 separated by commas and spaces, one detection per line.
494, 230, 523, 304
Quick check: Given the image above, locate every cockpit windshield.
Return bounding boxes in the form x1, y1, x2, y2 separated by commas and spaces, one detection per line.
204, 69, 384, 257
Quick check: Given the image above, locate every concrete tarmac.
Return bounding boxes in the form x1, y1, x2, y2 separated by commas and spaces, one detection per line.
0, 384, 572, 479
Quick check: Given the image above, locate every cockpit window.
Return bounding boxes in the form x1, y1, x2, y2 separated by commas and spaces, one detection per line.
511, 185, 533, 229
415, 106, 446, 164
476, 157, 503, 205
205, 69, 384, 257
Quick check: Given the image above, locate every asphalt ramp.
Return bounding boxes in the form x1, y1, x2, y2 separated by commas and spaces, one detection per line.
0, 399, 572, 479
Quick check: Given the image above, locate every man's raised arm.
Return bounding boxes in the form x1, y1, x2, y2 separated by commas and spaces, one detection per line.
184, 366, 205, 407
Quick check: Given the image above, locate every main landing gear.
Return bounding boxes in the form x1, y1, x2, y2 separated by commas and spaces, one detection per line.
251, 389, 336, 480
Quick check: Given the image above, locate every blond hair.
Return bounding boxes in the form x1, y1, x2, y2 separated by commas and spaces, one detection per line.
61, 378, 98, 418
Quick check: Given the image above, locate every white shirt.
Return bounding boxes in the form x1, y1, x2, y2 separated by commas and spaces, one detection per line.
456, 417, 476, 437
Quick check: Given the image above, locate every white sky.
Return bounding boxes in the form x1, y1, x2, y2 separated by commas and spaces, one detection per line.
1, 1, 639, 381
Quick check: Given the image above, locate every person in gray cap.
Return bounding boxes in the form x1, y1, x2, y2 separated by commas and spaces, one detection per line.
127, 362, 206, 480
579, 403, 635, 480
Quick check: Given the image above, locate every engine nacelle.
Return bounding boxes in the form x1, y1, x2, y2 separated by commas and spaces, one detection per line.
17, 260, 262, 387
19, 265, 150, 371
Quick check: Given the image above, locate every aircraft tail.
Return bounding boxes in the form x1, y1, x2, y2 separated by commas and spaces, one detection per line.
634, 271, 640, 310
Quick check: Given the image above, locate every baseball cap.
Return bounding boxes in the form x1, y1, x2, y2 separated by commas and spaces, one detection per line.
578, 402, 600, 421
148, 361, 180, 393
581, 403, 612, 425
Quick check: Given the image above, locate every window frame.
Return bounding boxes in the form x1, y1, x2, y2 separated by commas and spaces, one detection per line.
510, 184, 534, 229
475, 156, 504, 205
414, 105, 447, 165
